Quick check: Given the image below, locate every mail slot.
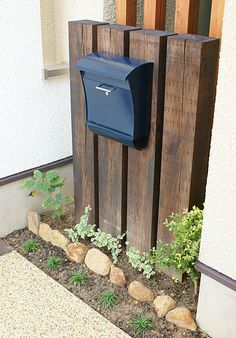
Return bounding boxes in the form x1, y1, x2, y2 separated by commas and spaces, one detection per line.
76, 52, 153, 149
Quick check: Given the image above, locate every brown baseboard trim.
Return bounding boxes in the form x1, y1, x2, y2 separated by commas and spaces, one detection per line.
0, 156, 73, 186
196, 261, 236, 292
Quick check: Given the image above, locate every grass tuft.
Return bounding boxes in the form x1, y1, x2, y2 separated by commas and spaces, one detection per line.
46, 256, 63, 271
131, 315, 156, 337
99, 291, 118, 310
23, 239, 37, 253
69, 270, 88, 287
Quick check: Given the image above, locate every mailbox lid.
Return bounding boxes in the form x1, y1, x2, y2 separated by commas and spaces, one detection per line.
76, 52, 152, 81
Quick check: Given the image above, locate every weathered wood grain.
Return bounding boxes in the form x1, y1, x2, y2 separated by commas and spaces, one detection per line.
127, 29, 174, 251
157, 34, 220, 242
97, 24, 139, 236
143, 0, 166, 30
69, 20, 107, 224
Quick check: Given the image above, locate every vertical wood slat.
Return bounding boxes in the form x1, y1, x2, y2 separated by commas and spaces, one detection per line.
97, 24, 139, 237
143, 0, 166, 30
116, 0, 137, 26
127, 30, 174, 252
69, 20, 106, 224
209, 0, 225, 39
174, 0, 200, 34
157, 34, 220, 243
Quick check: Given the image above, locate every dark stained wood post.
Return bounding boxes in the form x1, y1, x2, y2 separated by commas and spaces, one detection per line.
157, 34, 220, 243
97, 24, 139, 237
127, 30, 174, 251
69, 20, 107, 224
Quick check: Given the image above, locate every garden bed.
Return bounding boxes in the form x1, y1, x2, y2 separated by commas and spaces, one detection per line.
4, 206, 207, 338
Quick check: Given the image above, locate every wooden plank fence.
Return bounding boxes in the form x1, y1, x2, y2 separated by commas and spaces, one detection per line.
69, 0, 224, 250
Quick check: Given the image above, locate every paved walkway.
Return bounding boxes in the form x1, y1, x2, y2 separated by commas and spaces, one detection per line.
0, 241, 129, 338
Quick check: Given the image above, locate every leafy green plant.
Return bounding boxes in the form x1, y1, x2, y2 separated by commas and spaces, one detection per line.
22, 239, 37, 253
65, 206, 125, 264
99, 291, 118, 310
131, 315, 156, 337
153, 207, 202, 282
69, 270, 88, 287
126, 246, 155, 279
21, 169, 74, 219
46, 256, 63, 271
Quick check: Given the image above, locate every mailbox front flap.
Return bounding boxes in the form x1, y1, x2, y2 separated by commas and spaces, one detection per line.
76, 52, 152, 81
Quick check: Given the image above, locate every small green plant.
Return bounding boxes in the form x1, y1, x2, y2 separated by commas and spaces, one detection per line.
126, 246, 155, 279
131, 315, 156, 337
46, 256, 63, 271
22, 239, 37, 253
99, 291, 118, 310
21, 169, 74, 219
65, 206, 125, 264
69, 270, 88, 287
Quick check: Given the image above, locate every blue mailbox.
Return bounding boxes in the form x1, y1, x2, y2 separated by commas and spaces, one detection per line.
76, 52, 153, 149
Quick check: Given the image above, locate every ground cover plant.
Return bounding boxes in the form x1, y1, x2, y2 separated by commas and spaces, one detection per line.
46, 256, 63, 271
22, 239, 37, 253
69, 269, 88, 287
131, 314, 156, 338
99, 291, 119, 310
65, 205, 125, 263
21, 169, 74, 219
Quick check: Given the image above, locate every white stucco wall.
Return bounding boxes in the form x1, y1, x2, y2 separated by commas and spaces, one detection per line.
198, 0, 236, 280
0, 0, 103, 179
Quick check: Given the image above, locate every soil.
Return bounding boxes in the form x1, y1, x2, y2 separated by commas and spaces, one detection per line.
4, 205, 208, 338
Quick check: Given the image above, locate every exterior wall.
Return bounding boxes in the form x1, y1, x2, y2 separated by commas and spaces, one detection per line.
0, 0, 103, 179
198, 0, 236, 280
0, 164, 74, 238
197, 0, 236, 336
197, 275, 236, 338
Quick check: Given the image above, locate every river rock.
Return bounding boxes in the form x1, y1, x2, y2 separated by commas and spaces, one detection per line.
85, 248, 112, 276
166, 307, 197, 331
128, 281, 154, 302
153, 295, 176, 318
109, 265, 126, 287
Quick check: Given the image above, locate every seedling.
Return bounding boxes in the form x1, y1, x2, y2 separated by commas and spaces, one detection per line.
46, 256, 63, 271
131, 315, 156, 337
99, 291, 118, 310
23, 239, 37, 253
21, 169, 74, 219
69, 270, 88, 287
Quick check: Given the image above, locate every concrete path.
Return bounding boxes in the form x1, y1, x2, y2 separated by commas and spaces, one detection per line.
0, 242, 129, 338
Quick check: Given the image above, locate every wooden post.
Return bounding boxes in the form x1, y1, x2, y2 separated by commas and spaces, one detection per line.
174, 0, 200, 34
116, 0, 137, 26
209, 0, 225, 39
157, 34, 220, 243
97, 24, 139, 237
69, 20, 107, 224
143, 0, 166, 30
127, 30, 174, 252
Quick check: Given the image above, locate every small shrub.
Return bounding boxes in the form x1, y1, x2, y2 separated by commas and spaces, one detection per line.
46, 256, 63, 271
131, 315, 156, 337
23, 239, 37, 253
99, 291, 118, 310
65, 206, 125, 264
69, 270, 88, 287
152, 206, 203, 283
21, 169, 74, 219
